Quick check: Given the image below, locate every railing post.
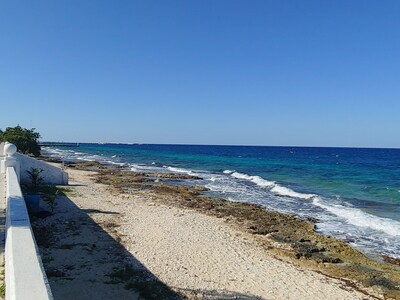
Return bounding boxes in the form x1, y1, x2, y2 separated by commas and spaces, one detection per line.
0, 141, 5, 156
0, 143, 20, 182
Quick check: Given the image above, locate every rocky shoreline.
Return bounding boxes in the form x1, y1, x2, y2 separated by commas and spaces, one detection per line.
56, 159, 399, 299
36, 155, 400, 298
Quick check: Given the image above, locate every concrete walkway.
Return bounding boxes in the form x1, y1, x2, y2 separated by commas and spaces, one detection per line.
0, 172, 5, 299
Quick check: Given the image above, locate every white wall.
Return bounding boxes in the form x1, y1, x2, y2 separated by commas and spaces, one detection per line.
5, 167, 53, 300
15, 153, 68, 185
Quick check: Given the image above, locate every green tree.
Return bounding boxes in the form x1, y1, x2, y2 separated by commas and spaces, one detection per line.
0, 125, 41, 157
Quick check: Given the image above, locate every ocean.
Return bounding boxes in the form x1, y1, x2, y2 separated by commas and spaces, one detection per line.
43, 143, 400, 259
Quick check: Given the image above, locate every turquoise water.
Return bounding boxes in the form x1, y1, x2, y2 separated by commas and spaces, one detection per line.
43, 144, 400, 258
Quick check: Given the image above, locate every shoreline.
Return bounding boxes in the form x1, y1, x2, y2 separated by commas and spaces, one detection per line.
40, 146, 400, 261
36, 157, 400, 299
41, 146, 400, 261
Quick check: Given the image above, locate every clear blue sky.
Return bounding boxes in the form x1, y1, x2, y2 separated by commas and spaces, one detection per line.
1, 1, 399, 147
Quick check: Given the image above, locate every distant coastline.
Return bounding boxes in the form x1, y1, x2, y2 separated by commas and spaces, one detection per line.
39, 142, 80, 147
41, 141, 400, 150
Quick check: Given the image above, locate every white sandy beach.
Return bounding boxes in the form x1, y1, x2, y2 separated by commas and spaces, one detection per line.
31, 166, 381, 300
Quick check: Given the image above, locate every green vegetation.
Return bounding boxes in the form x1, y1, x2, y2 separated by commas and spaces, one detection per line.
23, 168, 74, 213
0, 125, 41, 157
58, 187, 77, 197
36, 185, 65, 213
0, 264, 4, 298
42, 256, 54, 264
106, 265, 139, 284
41, 186, 60, 213
23, 182, 70, 214
26, 168, 44, 191
0, 282, 5, 298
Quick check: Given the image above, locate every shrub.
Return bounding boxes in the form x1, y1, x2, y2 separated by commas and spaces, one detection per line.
26, 168, 44, 191
0, 125, 41, 156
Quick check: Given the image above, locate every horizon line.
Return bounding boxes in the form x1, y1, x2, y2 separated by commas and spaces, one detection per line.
39, 141, 400, 150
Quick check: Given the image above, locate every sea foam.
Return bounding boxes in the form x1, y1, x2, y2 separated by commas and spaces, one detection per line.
231, 172, 275, 188
165, 166, 200, 176
230, 171, 315, 199
223, 170, 235, 174
270, 185, 316, 200
313, 197, 400, 237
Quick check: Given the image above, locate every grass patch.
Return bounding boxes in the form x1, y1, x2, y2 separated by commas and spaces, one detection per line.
63, 264, 75, 271
58, 243, 78, 249
22, 184, 70, 213
106, 265, 139, 284
42, 256, 54, 264
58, 187, 77, 197
0, 282, 5, 298
0, 263, 4, 298
22, 184, 76, 205
32, 225, 57, 248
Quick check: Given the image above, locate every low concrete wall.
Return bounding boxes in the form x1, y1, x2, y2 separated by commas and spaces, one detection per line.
15, 153, 68, 185
5, 167, 53, 300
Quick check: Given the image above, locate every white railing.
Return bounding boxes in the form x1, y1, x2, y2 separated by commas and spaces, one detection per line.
1, 143, 53, 300
5, 167, 53, 300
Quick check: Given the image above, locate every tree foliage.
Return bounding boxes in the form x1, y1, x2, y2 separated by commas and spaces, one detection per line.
0, 125, 41, 156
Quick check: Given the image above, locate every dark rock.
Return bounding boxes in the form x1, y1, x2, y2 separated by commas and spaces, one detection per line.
382, 255, 400, 266
33, 210, 53, 219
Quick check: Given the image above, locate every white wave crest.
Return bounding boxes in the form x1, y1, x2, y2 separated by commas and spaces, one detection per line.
230, 172, 316, 199
313, 197, 400, 237
271, 185, 316, 200
223, 170, 235, 174
167, 166, 191, 174
231, 172, 275, 188
165, 166, 199, 176
128, 164, 161, 172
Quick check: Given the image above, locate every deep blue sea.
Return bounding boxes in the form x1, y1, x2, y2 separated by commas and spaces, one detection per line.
43, 144, 400, 258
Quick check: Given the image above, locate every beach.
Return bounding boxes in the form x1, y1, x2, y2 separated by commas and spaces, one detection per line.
30, 160, 400, 299
4, 0, 400, 298
43, 144, 400, 260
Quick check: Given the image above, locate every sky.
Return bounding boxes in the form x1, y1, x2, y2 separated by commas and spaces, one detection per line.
1, 1, 399, 147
